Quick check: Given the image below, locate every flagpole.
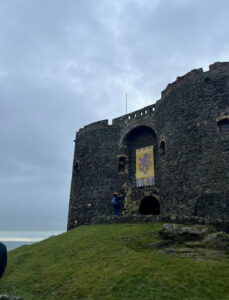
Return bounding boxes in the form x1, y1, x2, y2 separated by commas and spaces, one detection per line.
126, 93, 127, 115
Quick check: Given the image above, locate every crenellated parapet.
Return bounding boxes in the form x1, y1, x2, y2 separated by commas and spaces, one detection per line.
161, 62, 229, 99
112, 104, 157, 126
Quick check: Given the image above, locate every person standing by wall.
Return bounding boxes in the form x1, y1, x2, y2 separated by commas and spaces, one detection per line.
0, 242, 7, 279
111, 192, 124, 216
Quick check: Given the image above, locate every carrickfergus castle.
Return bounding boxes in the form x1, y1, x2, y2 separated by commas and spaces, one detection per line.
67, 62, 229, 230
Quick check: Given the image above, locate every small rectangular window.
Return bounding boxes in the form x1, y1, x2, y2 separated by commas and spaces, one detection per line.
119, 157, 126, 172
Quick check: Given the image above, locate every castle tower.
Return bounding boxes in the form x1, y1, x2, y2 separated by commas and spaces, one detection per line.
67, 62, 229, 230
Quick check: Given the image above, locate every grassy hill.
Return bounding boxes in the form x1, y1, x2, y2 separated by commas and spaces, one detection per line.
0, 223, 229, 300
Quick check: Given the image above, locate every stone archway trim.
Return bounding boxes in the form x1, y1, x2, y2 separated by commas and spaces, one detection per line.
119, 124, 157, 146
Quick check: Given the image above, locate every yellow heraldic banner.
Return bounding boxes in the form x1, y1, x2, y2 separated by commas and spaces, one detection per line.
136, 145, 155, 187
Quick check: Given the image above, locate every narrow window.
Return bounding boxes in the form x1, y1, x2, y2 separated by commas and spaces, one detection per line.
218, 119, 229, 132
160, 141, 166, 155
74, 162, 79, 174
119, 156, 126, 172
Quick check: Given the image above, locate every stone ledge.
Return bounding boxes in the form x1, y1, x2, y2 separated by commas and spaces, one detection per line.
90, 214, 229, 233
0, 295, 22, 300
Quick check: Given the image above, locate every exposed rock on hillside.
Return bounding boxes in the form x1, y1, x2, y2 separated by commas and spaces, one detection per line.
151, 223, 229, 260
160, 223, 210, 240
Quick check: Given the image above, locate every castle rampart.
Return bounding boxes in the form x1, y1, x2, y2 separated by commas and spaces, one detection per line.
67, 62, 229, 230
112, 104, 156, 126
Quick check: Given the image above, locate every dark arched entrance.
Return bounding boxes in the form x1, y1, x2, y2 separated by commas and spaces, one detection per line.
139, 196, 160, 215
121, 126, 157, 186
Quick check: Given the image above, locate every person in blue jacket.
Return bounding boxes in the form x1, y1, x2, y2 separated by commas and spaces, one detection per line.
112, 192, 124, 216
0, 242, 7, 279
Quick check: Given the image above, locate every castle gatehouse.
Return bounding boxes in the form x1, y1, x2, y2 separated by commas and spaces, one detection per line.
67, 62, 229, 230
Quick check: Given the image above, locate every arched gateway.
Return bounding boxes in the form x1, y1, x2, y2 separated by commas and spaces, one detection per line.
139, 196, 160, 215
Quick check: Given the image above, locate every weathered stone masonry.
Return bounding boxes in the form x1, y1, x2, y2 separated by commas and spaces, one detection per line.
67, 62, 229, 230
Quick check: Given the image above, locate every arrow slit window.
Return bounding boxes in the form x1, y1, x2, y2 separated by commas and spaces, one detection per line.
118, 156, 126, 172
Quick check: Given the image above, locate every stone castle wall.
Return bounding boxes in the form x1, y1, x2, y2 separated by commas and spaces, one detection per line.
90, 214, 229, 234
67, 62, 229, 230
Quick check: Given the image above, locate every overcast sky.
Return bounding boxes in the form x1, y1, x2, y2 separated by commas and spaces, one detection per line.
1, 0, 229, 236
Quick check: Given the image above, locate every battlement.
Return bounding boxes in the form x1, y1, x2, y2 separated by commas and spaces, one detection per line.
209, 61, 229, 72
77, 62, 229, 132
78, 120, 109, 133
76, 104, 157, 139
112, 104, 156, 126
161, 62, 229, 98
161, 68, 204, 97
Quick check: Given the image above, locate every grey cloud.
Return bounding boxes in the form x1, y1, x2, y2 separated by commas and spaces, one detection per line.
115, 0, 229, 99
0, 0, 229, 233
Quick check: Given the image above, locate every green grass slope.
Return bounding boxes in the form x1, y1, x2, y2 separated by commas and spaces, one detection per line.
0, 223, 229, 300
